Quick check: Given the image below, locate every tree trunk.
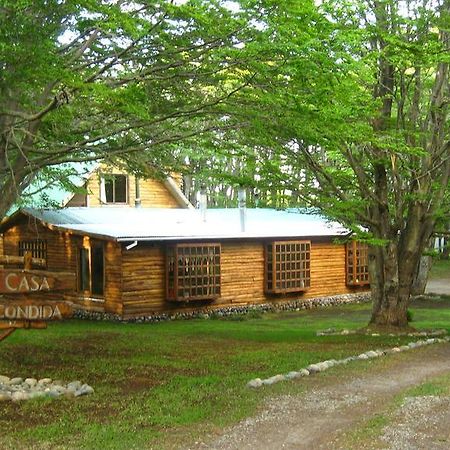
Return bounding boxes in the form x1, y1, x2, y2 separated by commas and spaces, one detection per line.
368, 241, 415, 329
411, 255, 433, 295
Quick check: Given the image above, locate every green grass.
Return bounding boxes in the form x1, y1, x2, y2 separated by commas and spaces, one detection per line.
429, 258, 450, 279
1, 298, 450, 449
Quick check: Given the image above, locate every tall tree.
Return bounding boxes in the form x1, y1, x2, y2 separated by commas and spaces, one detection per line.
228, 0, 450, 328
0, 0, 257, 217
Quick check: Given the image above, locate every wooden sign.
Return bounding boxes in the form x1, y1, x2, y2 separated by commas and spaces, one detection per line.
0, 301, 73, 321
0, 269, 75, 294
0, 321, 47, 330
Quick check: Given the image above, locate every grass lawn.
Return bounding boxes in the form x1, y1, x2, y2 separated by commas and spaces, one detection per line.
1, 297, 450, 449
429, 258, 450, 279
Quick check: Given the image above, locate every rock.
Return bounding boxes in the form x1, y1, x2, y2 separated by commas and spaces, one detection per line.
262, 375, 285, 386
45, 390, 61, 398
247, 378, 263, 388
9, 377, 23, 385
299, 369, 310, 376
285, 371, 301, 379
24, 378, 37, 387
365, 351, 379, 358
358, 354, 369, 360
38, 378, 52, 385
74, 384, 94, 396
0, 375, 10, 384
67, 381, 82, 391
0, 392, 11, 402
391, 347, 401, 353
306, 364, 321, 374
11, 391, 29, 402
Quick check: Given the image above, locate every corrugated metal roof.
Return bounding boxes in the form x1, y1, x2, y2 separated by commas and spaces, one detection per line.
22, 207, 349, 241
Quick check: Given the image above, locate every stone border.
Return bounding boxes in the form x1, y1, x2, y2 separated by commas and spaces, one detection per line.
73, 292, 371, 323
0, 376, 94, 402
247, 336, 450, 388
317, 328, 448, 337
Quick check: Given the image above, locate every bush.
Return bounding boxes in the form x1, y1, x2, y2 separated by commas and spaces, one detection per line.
407, 309, 414, 322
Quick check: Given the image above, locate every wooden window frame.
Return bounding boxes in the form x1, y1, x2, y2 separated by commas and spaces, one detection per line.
265, 240, 311, 294
77, 242, 105, 298
18, 239, 47, 267
166, 243, 221, 301
102, 173, 129, 204
346, 241, 370, 286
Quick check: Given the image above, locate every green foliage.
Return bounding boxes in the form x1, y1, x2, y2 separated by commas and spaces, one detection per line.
0, 0, 266, 217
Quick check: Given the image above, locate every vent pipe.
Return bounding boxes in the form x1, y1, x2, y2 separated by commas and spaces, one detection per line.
135, 177, 141, 208
199, 184, 207, 222
238, 186, 247, 232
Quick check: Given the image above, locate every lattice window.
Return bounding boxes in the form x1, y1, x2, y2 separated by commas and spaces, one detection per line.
265, 241, 311, 294
346, 241, 370, 286
166, 244, 221, 301
18, 239, 47, 262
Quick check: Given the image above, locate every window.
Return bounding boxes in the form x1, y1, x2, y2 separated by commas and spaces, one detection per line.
346, 241, 370, 286
78, 243, 104, 297
166, 244, 221, 301
265, 241, 311, 294
102, 174, 128, 204
19, 240, 47, 263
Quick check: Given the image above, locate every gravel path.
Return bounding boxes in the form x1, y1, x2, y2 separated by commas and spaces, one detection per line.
426, 279, 450, 295
193, 344, 450, 450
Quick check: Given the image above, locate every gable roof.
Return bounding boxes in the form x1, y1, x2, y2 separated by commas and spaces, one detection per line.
1, 207, 349, 242
11, 162, 193, 212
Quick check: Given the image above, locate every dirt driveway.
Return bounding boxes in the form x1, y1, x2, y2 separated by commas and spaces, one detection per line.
194, 343, 450, 450
426, 278, 450, 295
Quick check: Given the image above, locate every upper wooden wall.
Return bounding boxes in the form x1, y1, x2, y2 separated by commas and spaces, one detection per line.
66, 166, 181, 208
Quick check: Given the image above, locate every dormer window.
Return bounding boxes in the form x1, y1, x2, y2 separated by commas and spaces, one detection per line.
100, 174, 128, 204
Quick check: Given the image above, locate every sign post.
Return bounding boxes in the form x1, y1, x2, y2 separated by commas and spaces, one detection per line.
0, 253, 75, 341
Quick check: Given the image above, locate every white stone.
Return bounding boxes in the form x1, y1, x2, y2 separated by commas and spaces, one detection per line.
247, 378, 263, 388
0, 375, 10, 384
12, 391, 29, 402
67, 381, 82, 391
285, 371, 301, 379
9, 377, 23, 385
38, 378, 52, 385
262, 375, 285, 385
306, 364, 320, 373
25, 378, 37, 387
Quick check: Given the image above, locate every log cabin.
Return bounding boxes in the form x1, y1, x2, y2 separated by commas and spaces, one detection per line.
0, 207, 370, 318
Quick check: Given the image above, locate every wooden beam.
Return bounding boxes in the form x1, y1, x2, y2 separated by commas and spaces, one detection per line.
0, 328, 15, 342
0, 255, 46, 268
0, 320, 47, 329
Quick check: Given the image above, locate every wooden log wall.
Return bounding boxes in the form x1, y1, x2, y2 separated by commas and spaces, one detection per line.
120, 240, 365, 318
76, 169, 181, 208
